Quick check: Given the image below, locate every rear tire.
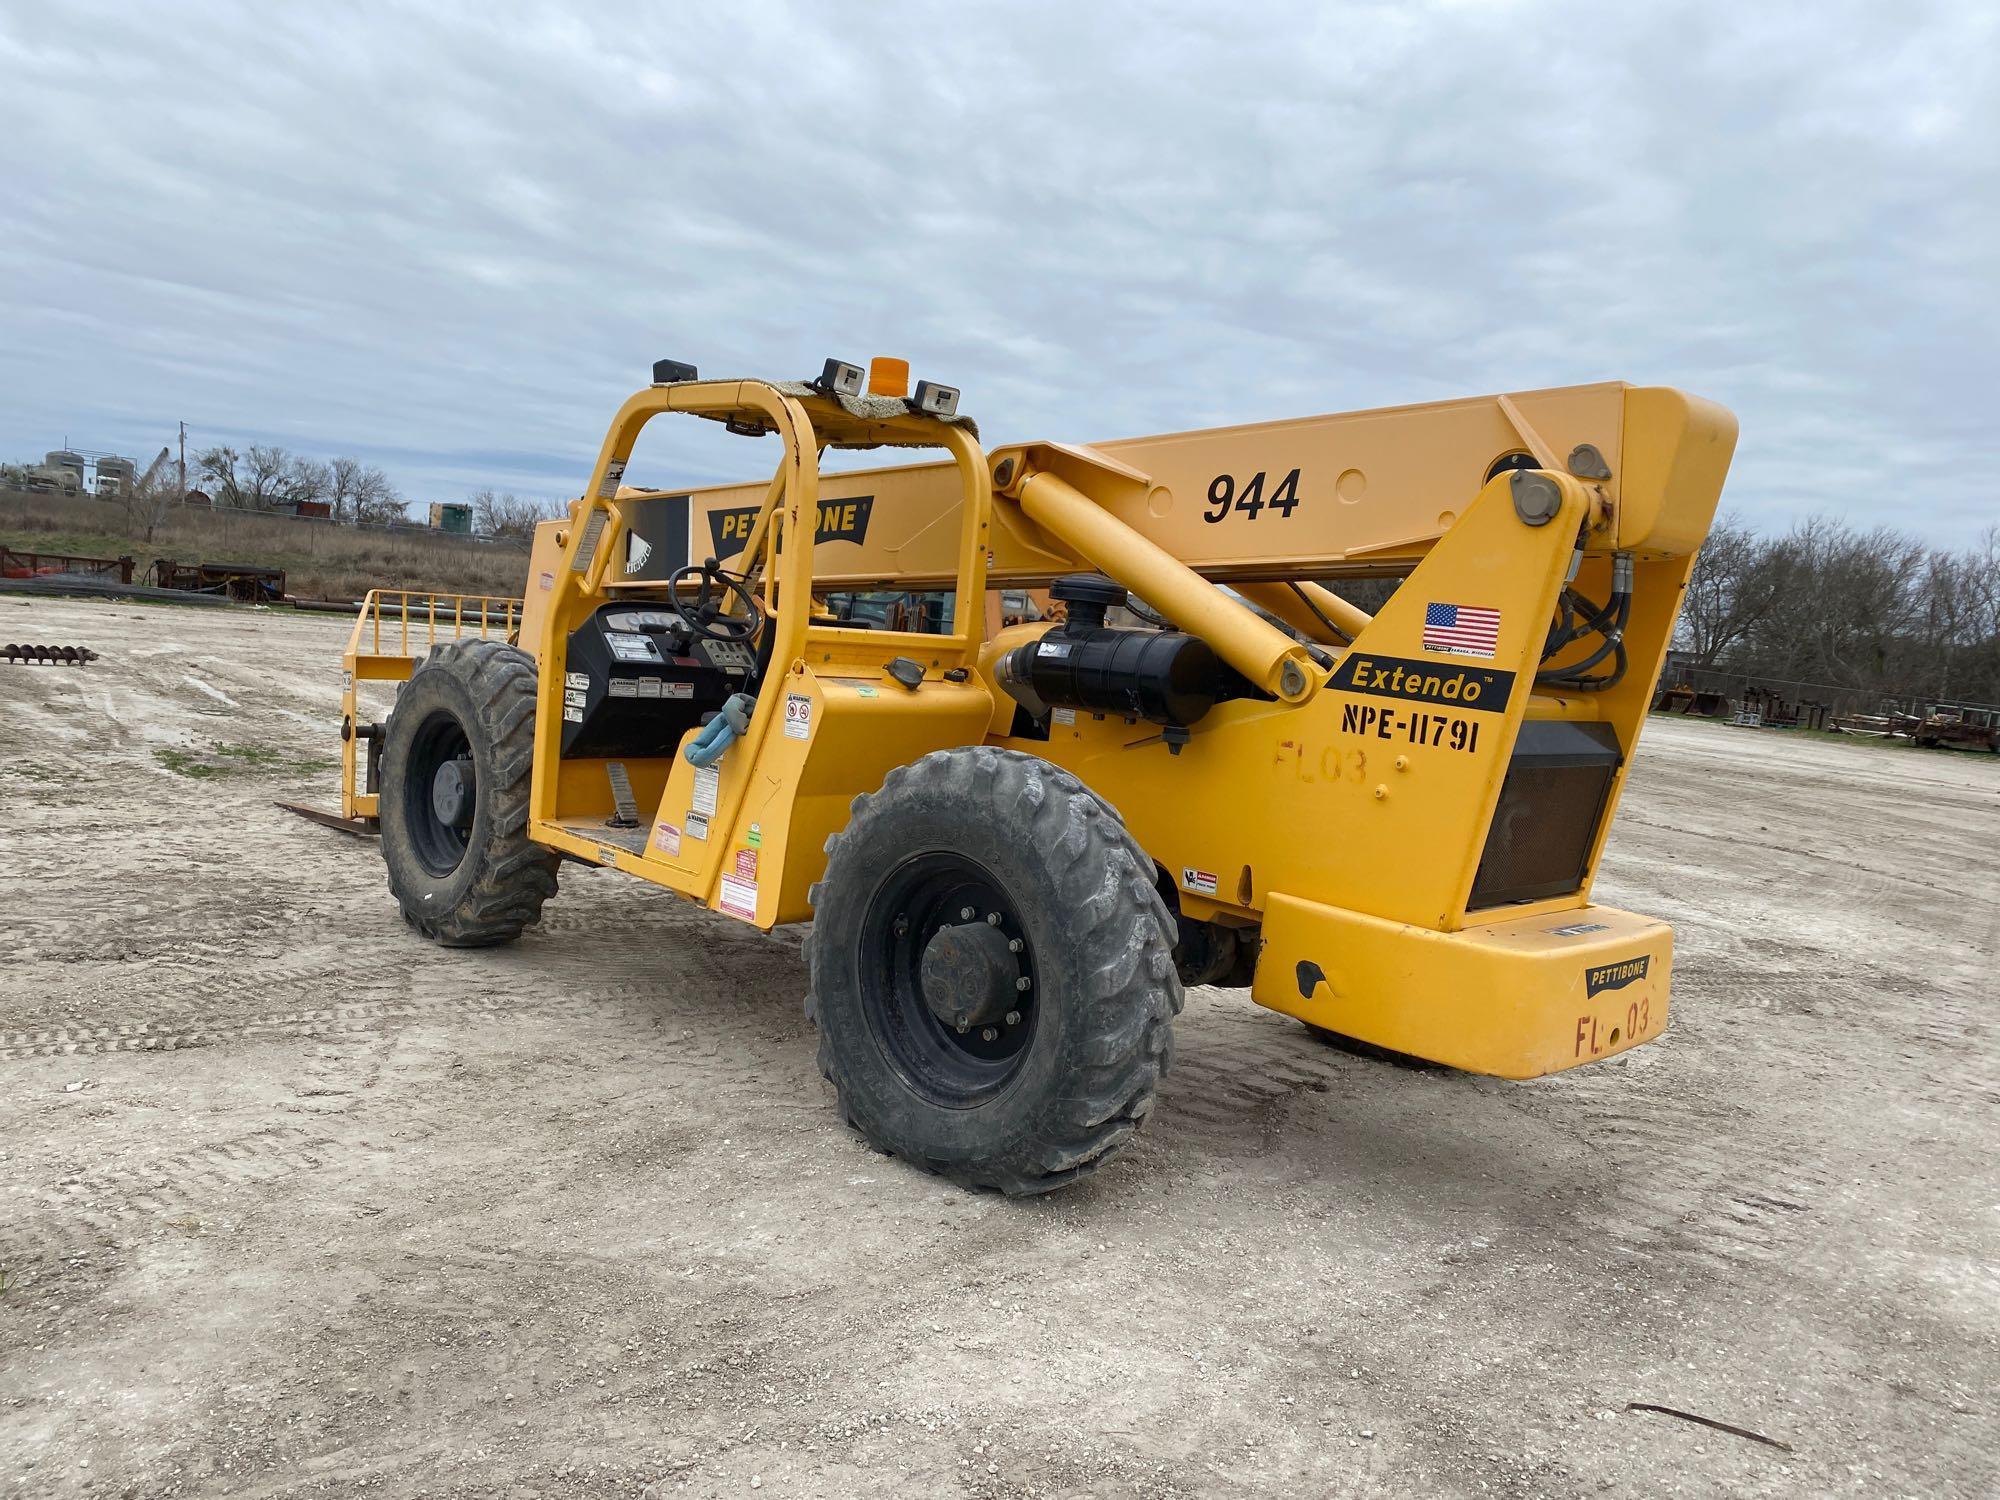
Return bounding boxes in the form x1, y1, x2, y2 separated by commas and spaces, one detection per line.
379, 640, 558, 947
805, 747, 1181, 1195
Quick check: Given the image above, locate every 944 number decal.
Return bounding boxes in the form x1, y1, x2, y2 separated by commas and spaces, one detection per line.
1203, 468, 1301, 524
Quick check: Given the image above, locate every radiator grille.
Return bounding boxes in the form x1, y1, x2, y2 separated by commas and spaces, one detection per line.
1470, 720, 1622, 908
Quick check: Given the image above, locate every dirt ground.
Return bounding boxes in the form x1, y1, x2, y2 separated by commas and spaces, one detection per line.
2, 595, 1995, 1499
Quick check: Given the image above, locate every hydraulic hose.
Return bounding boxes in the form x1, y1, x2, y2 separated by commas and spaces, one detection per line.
1538, 554, 1632, 691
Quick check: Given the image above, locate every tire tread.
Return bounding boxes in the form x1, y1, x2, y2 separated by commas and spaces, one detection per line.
382, 639, 558, 947
807, 747, 1179, 1195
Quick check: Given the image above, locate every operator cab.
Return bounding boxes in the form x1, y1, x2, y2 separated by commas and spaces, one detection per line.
559, 558, 769, 758
820, 590, 956, 634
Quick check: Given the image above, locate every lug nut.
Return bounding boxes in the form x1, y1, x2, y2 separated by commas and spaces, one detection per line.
985, 912, 1002, 926
981, 1027, 998, 1042
1015, 976, 1031, 991
956, 1023, 969, 1034
1008, 938, 1024, 953
1004, 1010, 1021, 1026
959, 906, 975, 920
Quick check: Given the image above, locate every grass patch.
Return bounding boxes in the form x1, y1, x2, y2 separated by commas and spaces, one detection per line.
1, 488, 529, 601
2, 760, 79, 785
154, 743, 336, 779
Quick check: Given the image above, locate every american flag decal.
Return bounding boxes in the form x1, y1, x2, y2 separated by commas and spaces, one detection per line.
1423, 602, 1501, 659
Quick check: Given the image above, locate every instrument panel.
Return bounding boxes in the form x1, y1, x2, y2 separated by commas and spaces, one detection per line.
602, 608, 682, 634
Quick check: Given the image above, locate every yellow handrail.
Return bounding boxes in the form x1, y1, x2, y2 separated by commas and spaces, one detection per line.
338, 588, 525, 819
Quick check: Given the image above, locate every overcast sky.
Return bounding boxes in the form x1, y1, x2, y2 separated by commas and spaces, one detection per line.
3, 1, 1995, 544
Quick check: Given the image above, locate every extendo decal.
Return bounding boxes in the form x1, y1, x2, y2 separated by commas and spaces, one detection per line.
1326, 652, 1516, 713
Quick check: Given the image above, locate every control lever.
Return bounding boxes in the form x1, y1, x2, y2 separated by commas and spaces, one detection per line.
684, 692, 756, 768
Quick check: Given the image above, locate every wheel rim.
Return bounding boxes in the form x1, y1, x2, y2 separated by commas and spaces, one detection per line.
858, 852, 1039, 1108
402, 708, 474, 877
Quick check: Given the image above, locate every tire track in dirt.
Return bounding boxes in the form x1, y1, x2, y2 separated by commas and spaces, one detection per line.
1156, 975, 1839, 1269
0, 953, 420, 1028
2, 1121, 344, 1275
1547, 964, 1837, 1271
3, 1023, 465, 1281
1558, 1092, 1829, 1271
0, 986, 670, 1062
112, 954, 422, 1011
1153, 1004, 1348, 1154
1676, 965, 1998, 1106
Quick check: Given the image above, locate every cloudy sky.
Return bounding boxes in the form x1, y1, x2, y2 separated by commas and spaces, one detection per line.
3, 0, 1995, 543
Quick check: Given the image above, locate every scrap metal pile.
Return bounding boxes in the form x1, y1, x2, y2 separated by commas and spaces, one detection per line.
0, 545, 135, 583
147, 559, 287, 602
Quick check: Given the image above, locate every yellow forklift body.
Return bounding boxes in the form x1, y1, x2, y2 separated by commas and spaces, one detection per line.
345, 373, 1734, 1088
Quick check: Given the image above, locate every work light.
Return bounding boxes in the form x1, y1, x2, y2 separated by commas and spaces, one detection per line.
911, 379, 960, 417
815, 359, 867, 398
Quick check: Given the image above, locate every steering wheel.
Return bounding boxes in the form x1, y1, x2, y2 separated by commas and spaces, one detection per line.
667, 559, 766, 644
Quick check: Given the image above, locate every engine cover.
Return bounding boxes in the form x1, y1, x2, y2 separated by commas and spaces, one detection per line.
559, 603, 755, 759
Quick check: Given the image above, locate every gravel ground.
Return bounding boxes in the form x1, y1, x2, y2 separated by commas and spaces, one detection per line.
2, 595, 1995, 1499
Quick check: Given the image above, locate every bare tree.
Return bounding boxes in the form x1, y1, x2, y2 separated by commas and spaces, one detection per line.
326, 456, 401, 524
325, 456, 363, 522
1677, 515, 1785, 668
354, 486, 409, 526
469, 487, 560, 541
289, 456, 332, 508
193, 446, 248, 508
242, 445, 296, 509
122, 447, 180, 542
195, 444, 330, 511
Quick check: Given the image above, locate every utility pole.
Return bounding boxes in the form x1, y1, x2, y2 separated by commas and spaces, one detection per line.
177, 421, 187, 504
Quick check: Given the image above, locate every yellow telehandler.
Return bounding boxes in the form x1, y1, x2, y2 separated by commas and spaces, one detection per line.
324, 357, 1735, 1193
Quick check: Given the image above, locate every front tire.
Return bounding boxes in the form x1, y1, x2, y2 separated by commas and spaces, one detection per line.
379, 640, 558, 947
805, 747, 1182, 1195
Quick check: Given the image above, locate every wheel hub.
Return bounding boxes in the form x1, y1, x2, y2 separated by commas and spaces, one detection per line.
918, 920, 1019, 1032
430, 756, 475, 829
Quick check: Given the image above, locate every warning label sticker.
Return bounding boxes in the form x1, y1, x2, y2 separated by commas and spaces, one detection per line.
719, 875, 757, 919
652, 821, 681, 857
783, 692, 812, 741
562, 705, 583, 723
692, 765, 719, 817
565, 671, 589, 690
686, 812, 708, 841
1180, 867, 1219, 896
734, 847, 758, 879
564, 687, 587, 707
605, 633, 657, 664
1051, 706, 1076, 726
608, 678, 637, 698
